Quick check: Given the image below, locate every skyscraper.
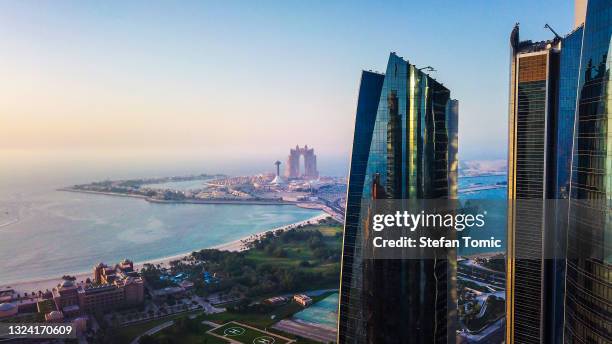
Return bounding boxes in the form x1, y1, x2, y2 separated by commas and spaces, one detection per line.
507, 1, 612, 342
338, 52, 458, 344
285, 145, 319, 179
507, 25, 562, 344
506, 22, 586, 344
565, 0, 612, 342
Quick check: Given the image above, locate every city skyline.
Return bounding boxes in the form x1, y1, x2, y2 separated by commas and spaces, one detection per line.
0, 0, 573, 167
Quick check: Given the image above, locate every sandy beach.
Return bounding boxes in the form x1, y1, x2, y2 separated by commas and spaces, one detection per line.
1, 213, 330, 294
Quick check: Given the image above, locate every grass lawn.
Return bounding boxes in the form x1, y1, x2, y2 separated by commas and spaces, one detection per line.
315, 225, 343, 237
115, 310, 202, 343
244, 224, 342, 276
203, 291, 335, 328
209, 321, 292, 344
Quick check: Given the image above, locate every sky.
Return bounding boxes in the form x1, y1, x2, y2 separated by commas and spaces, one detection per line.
0, 0, 573, 176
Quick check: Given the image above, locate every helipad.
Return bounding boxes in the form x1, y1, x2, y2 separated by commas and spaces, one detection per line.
253, 336, 275, 344
208, 321, 293, 344
224, 327, 246, 336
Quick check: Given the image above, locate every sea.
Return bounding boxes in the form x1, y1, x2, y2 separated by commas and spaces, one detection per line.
457, 174, 507, 256
0, 161, 323, 285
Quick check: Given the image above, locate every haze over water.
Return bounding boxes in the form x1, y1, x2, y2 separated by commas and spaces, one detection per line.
0, 155, 327, 284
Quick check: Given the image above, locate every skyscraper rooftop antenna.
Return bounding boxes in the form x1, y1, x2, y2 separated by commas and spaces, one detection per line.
418, 66, 436, 72
544, 23, 562, 39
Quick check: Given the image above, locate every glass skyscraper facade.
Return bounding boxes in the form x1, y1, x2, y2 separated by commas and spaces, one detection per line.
507, 26, 564, 343
507, 0, 612, 342
565, 0, 612, 342
338, 53, 458, 344
506, 22, 594, 344
549, 25, 584, 344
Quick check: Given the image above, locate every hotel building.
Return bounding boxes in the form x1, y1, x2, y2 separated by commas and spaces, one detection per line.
51, 259, 144, 316
338, 52, 458, 343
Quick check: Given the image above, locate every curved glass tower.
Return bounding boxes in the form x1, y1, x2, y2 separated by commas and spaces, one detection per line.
565, 0, 612, 342
338, 53, 458, 344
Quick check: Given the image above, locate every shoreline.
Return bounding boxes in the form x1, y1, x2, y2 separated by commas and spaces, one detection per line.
59, 188, 298, 206
1, 213, 330, 294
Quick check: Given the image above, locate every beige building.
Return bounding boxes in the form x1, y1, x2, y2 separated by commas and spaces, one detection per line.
293, 294, 312, 307
51, 259, 144, 315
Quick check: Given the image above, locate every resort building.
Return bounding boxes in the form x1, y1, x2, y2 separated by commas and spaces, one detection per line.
77, 283, 127, 313
52, 279, 80, 312
51, 259, 144, 316
338, 52, 458, 343
293, 294, 312, 307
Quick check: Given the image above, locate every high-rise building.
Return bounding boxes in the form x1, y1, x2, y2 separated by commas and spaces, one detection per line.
507, 0, 612, 342
507, 25, 563, 344
285, 145, 319, 179
506, 22, 587, 344
338, 52, 458, 344
565, 0, 612, 342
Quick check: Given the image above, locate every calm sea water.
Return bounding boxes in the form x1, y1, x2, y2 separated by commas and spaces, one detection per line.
0, 187, 321, 284
458, 174, 507, 256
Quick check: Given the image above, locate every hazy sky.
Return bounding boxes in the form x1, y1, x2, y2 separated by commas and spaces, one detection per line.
0, 0, 573, 171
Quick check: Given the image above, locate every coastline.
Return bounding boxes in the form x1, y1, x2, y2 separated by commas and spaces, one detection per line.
1, 213, 330, 294
59, 188, 298, 206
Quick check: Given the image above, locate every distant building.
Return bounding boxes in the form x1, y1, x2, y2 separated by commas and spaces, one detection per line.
285, 145, 319, 179
293, 294, 312, 307
263, 296, 287, 305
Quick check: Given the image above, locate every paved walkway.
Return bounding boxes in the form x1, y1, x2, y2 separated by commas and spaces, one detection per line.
129, 320, 174, 344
